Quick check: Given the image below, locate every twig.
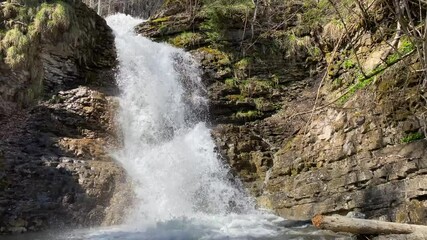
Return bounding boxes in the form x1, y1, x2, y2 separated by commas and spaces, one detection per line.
302, 31, 347, 134
327, 0, 367, 78
288, 49, 416, 120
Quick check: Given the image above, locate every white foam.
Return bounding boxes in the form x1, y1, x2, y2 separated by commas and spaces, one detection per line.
103, 13, 286, 239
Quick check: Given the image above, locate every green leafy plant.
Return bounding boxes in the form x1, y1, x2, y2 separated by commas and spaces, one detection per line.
401, 132, 425, 143
339, 74, 375, 103
342, 58, 355, 69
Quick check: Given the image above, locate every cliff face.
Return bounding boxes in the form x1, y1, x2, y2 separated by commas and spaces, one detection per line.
137, 0, 427, 224
0, 0, 129, 234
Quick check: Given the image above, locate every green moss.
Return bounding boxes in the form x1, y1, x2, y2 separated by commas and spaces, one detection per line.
51, 2, 71, 29
342, 58, 355, 69
386, 52, 400, 65
169, 32, 204, 48
0, 1, 77, 69
234, 57, 254, 78
235, 57, 252, 70
224, 78, 238, 87
401, 132, 425, 143
235, 110, 262, 119
199, 47, 231, 66
399, 36, 415, 54
339, 74, 375, 103
338, 54, 402, 103
152, 16, 171, 23
386, 36, 415, 64
2, 2, 18, 18
291, 168, 299, 176
254, 97, 279, 111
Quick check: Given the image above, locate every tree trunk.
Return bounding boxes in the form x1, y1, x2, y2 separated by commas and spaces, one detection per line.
312, 215, 427, 236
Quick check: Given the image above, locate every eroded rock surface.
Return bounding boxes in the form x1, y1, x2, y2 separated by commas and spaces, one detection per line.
0, 0, 129, 234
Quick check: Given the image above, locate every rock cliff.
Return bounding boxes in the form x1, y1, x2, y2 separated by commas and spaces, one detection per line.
137, 0, 427, 225
0, 0, 129, 234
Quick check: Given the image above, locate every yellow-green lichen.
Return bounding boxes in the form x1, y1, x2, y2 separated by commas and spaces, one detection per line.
234, 110, 262, 120
152, 16, 171, 23
199, 47, 231, 66
169, 32, 204, 48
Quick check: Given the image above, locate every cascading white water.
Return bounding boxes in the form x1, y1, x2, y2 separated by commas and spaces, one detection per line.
105, 14, 285, 238
108, 13, 254, 223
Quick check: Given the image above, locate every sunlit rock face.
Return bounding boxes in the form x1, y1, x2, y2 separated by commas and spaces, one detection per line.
135, 1, 427, 225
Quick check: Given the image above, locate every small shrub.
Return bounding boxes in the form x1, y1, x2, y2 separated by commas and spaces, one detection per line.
1, 28, 30, 68
401, 132, 425, 143
34, 2, 73, 37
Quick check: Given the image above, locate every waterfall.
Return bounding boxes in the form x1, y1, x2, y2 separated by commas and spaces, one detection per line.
8, 13, 322, 240
107, 13, 253, 223
103, 14, 287, 238
2, 13, 349, 240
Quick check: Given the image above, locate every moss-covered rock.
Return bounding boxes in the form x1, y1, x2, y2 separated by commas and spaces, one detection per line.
0, 0, 116, 106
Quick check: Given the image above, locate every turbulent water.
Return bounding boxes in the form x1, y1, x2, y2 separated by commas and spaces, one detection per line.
4, 14, 351, 240
103, 14, 285, 239
109, 15, 254, 224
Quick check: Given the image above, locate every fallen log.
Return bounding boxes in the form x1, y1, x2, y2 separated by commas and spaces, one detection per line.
312, 214, 427, 237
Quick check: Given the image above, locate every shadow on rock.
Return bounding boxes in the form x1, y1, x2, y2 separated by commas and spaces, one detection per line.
0, 87, 129, 234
